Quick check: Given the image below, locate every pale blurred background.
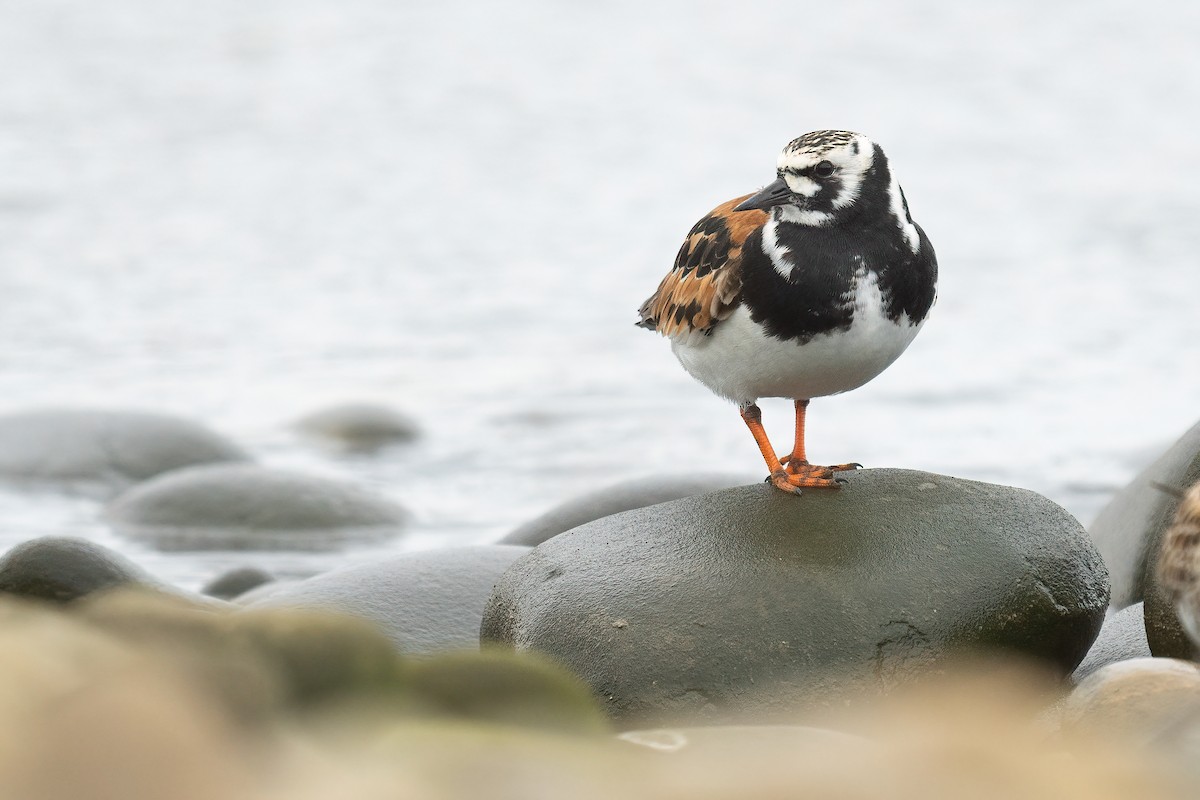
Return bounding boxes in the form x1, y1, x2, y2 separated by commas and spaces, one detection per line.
1, 0, 1198, 586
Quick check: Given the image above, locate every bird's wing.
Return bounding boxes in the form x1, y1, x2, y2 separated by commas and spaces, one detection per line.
636, 194, 767, 339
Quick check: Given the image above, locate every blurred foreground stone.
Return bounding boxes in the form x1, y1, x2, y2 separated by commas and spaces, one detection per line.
106, 463, 408, 550
0, 408, 249, 496
483, 470, 1109, 725
1090, 419, 1200, 658
1059, 657, 1200, 744
245, 545, 530, 653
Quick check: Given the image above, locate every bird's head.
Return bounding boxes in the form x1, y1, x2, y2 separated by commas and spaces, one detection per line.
734, 130, 882, 226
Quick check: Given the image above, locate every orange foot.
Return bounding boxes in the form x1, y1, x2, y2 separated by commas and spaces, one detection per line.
767, 469, 850, 495
780, 456, 862, 478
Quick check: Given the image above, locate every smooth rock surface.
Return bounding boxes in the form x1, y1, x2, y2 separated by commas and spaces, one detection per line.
245, 545, 530, 654
1071, 603, 1151, 682
501, 473, 758, 547
105, 464, 408, 551
1089, 420, 1200, 657
0, 537, 158, 603
482, 470, 1110, 725
294, 402, 419, 453
0, 409, 249, 496
201, 566, 275, 600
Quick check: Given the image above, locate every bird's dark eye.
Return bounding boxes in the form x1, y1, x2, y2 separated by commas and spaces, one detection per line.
814, 160, 835, 178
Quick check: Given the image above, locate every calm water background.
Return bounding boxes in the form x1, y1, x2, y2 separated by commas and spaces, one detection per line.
1, 1, 1199, 589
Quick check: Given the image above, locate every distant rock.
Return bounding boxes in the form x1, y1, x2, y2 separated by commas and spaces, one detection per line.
201, 566, 274, 600
1071, 603, 1151, 682
1089, 419, 1200, 657
501, 473, 758, 546
483, 470, 1109, 725
0, 537, 158, 603
245, 545, 530, 654
106, 464, 407, 551
294, 403, 419, 453
0, 409, 249, 496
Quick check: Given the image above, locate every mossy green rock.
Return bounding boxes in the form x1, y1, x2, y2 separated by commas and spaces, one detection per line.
482, 470, 1109, 725
1088, 419, 1200, 658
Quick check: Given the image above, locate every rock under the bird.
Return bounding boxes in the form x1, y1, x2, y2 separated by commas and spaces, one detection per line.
501, 472, 760, 547
482, 469, 1110, 726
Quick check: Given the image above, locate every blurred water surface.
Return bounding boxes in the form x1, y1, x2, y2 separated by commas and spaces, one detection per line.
1, 0, 1199, 587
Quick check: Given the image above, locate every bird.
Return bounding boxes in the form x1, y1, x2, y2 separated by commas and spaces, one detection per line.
636, 130, 938, 495
1156, 479, 1200, 645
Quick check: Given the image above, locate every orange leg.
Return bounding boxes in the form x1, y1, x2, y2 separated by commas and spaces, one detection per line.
779, 399, 861, 478
740, 404, 844, 494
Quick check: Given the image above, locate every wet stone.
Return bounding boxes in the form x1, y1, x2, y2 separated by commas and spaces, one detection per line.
482, 469, 1110, 726
105, 464, 408, 551
244, 545, 531, 654
0, 409, 249, 497
501, 472, 759, 547
0, 537, 159, 603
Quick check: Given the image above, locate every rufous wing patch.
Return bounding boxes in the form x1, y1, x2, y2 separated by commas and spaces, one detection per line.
637, 194, 767, 340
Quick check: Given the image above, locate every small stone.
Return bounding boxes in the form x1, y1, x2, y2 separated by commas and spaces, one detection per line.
105, 464, 408, 551
294, 403, 419, 453
201, 566, 274, 600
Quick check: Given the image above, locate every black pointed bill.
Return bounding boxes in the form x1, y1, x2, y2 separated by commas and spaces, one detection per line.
733, 177, 792, 212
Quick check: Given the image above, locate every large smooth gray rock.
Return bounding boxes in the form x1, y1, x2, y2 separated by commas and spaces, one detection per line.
0, 537, 158, 603
1089, 420, 1200, 658
501, 473, 759, 547
294, 402, 419, 453
1071, 603, 1151, 682
245, 545, 530, 654
0, 409, 249, 496
482, 470, 1110, 725
105, 464, 408, 551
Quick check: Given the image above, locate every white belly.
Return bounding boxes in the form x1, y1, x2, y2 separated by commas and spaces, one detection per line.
671, 272, 923, 405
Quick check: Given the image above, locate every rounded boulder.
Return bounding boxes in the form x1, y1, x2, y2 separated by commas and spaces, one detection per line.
501, 472, 760, 547
244, 545, 530, 654
0, 409, 249, 496
482, 470, 1110, 725
105, 464, 407, 551
0, 537, 159, 603
201, 566, 275, 600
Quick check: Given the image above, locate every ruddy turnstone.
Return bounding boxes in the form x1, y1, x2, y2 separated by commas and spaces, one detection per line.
637, 130, 938, 495
1156, 480, 1200, 643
